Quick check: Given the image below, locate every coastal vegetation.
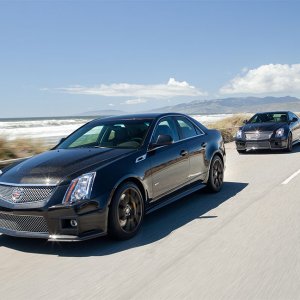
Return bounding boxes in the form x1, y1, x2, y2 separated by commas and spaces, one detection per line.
206, 114, 248, 143
0, 138, 47, 161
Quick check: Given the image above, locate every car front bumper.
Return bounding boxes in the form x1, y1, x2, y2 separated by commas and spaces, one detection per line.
235, 138, 288, 151
0, 201, 109, 242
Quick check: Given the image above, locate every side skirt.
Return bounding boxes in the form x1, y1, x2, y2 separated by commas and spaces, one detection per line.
146, 182, 206, 214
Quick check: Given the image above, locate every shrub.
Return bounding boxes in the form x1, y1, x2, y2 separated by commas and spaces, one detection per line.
0, 138, 47, 161
207, 114, 249, 143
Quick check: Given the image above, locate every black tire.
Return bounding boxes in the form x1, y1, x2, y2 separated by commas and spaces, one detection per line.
286, 133, 293, 152
108, 182, 144, 240
237, 149, 246, 154
206, 156, 224, 193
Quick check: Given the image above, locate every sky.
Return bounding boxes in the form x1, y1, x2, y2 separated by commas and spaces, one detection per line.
1, 0, 300, 118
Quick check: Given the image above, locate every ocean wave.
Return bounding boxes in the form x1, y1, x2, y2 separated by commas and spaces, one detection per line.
0, 118, 91, 129
0, 114, 231, 145
192, 114, 233, 123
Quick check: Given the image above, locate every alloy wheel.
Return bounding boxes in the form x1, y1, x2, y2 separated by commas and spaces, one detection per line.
287, 134, 293, 152
212, 159, 224, 190
117, 188, 143, 233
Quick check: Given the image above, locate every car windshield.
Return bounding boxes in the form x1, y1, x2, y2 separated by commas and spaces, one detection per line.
249, 113, 288, 124
57, 118, 153, 149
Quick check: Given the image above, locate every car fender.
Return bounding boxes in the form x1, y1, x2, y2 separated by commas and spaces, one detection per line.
203, 149, 225, 184
202, 130, 225, 184
105, 173, 149, 207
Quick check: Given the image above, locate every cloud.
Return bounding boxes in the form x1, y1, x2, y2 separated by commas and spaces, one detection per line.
123, 98, 148, 105
58, 78, 206, 98
220, 64, 300, 95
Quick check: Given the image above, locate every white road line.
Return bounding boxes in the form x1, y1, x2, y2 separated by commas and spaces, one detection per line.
281, 169, 300, 185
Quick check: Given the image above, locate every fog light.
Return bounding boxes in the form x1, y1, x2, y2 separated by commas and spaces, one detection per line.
70, 219, 78, 227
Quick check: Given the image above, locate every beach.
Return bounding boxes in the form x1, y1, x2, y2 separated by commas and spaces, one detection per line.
0, 114, 233, 146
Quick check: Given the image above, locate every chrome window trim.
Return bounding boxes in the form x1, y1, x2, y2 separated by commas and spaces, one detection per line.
148, 114, 206, 150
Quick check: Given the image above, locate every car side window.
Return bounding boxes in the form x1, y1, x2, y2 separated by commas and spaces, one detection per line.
175, 117, 199, 140
152, 117, 179, 143
289, 112, 298, 121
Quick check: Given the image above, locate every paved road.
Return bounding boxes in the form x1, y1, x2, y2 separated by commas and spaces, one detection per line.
1, 143, 300, 300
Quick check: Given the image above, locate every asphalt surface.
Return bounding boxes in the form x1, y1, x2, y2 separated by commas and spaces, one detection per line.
1, 142, 300, 300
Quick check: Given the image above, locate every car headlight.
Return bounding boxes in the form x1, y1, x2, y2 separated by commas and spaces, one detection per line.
275, 128, 285, 138
236, 130, 243, 139
63, 172, 96, 204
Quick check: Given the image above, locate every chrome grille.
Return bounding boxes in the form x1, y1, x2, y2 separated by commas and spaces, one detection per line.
246, 141, 270, 149
245, 131, 273, 140
0, 184, 55, 204
0, 211, 48, 233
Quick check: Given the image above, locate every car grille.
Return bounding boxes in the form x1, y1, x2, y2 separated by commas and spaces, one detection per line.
245, 131, 273, 140
0, 211, 48, 233
0, 184, 55, 204
246, 141, 270, 149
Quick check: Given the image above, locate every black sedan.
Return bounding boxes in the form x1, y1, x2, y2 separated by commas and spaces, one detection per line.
0, 113, 225, 241
235, 111, 300, 153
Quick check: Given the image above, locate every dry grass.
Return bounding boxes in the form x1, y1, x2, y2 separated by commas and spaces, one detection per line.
0, 138, 48, 161
207, 114, 249, 143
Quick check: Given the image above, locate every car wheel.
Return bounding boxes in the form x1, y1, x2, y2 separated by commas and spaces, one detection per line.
237, 149, 246, 154
286, 133, 293, 152
206, 156, 224, 193
108, 182, 144, 240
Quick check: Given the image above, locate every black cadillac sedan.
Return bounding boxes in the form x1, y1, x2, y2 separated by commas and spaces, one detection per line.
235, 111, 300, 153
0, 113, 225, 241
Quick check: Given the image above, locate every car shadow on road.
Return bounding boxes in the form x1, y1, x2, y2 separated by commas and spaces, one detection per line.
0, 181, 248, 257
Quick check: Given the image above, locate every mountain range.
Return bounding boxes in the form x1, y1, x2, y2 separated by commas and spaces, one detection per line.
78, 96, 300, 116
149, 96, 300, 114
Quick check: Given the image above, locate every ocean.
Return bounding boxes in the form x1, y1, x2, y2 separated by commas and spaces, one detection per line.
0, 114, 232, 146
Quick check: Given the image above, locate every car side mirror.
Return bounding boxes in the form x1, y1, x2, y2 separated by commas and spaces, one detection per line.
51, 137, 66, 150
58, 137, 66, 144
149, 134, 173, 150
288, 117, 297, 124
243, 119, 248, 124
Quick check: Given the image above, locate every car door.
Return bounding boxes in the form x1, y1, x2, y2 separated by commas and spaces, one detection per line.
149, 117, 189, 200
174, 116, 208, 182
289, 112, 300, 141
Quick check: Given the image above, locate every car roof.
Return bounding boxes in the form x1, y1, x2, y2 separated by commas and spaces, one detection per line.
255, 111, 290, 114
92, 112, 188, 122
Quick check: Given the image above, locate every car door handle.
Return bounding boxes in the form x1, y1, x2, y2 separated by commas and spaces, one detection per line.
180, 150, 188, 157
201, 142, 207, 148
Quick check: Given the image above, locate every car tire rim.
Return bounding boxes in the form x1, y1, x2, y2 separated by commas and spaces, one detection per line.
289, 135, 292, 151
212, 159, 223, 189
117, 188, 142, 233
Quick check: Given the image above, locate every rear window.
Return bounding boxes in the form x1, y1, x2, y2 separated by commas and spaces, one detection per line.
175, 117, 199, 139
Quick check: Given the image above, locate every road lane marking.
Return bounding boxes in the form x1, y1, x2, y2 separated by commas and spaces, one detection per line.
281, 169, 300, 185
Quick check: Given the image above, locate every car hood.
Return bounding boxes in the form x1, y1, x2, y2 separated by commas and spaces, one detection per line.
0, 148, 136, 185
242, 122, 286, 132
